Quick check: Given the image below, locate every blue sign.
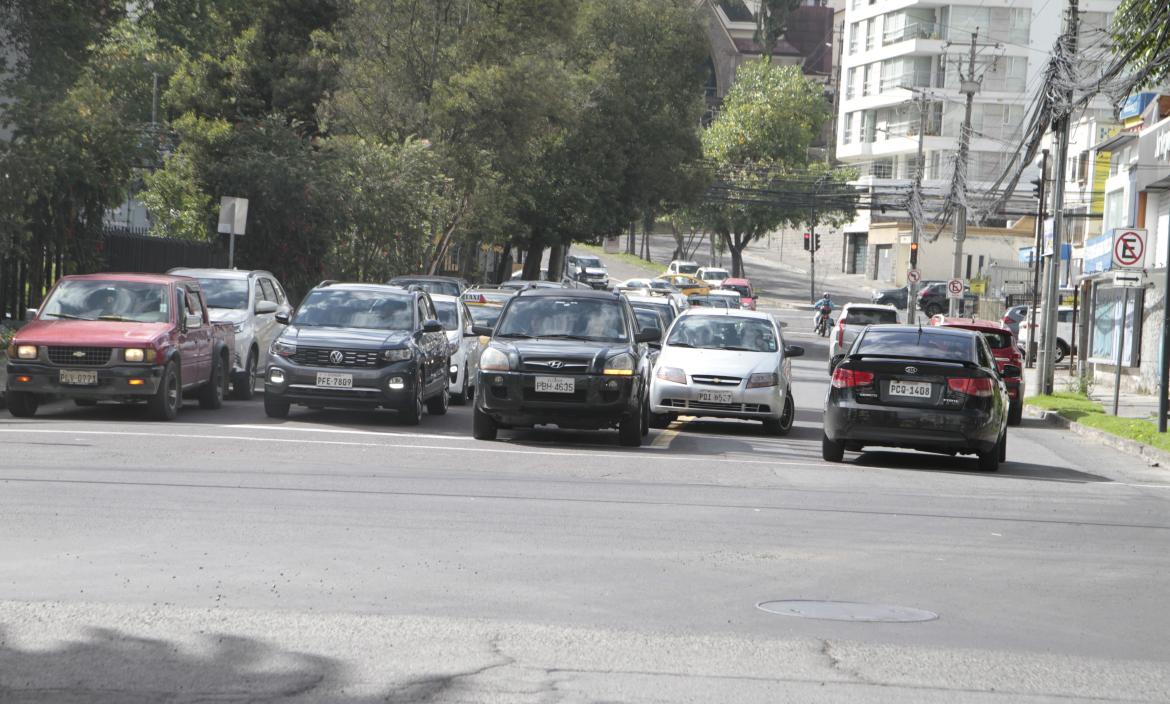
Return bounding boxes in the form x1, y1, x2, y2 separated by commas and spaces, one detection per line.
1019, 244, 1071, 263
1083, 232, 1113, 273
1119, 92, 1157, 120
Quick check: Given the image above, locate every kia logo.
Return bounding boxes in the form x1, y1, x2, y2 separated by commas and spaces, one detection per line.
905, 366, 918, 374
547, 360, 564, 369
329, 350, 344, 364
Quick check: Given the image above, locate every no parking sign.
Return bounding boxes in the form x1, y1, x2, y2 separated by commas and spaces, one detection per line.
1112, 228, 1147, 269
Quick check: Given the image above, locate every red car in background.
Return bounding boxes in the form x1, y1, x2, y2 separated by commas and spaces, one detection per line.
718, 278, 757, 311
930, 316, 1024, 425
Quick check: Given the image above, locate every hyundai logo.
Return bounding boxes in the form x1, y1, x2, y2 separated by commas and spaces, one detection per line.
904, 366, 918, 374
547, 360, 564, 369
329, 350, 345, 364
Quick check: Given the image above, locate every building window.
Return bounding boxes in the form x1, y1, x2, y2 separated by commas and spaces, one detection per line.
862, 64, 872, 96
849, 22, 859, 54
865, 19, 876, 51
1089, 286, 1142, 366
1104, 189, 1126, 231
845, 68, 855, 99
842, 112, 853, 144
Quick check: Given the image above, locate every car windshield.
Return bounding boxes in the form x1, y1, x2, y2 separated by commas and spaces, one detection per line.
394, 279, 460, 297
845, 308, 898, 325
433, 300, 460, 331
496, 297, 628, 342
294, 290, 413, 329
633, 307, 662, 331
577, 257, 602, 268
468, 305, 503, 328
666, 316, 777, 352
41, 280, 170, 323
198, 278, 249, 309
720, 284, 751, 297
676, 263, 699, 275
855, 329, 976, 362
701, 270, 729, 281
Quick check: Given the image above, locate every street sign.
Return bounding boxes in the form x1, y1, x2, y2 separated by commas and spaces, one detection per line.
946, 278, 964, 299
217, 196, 249, 268
970, 279, 987, 295
907, 269, 921, 284
1113, 271, 1144, 288
1112, 228, 1147, 269
1003, 282, 1026, 294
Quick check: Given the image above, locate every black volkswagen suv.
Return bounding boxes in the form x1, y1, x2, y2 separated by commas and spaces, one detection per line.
263, 282, 451, 424
471, 288, 660, 446
823, 325, 1014, 471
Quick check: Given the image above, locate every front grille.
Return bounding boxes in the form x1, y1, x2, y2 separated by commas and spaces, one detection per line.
690, 375, 741, 386
522, 389, 589, 403
663, 398, 769, 413
291, 347, 382, 368
521, 359, 592, 373
47, 346, 111, 366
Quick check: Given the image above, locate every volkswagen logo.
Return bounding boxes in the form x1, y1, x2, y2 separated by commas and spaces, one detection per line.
329, 350, 345, 364
547, 360, 564, 369
904, 366, 918, 374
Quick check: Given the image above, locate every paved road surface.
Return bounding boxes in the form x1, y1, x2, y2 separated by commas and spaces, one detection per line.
2, 303, 1169, 702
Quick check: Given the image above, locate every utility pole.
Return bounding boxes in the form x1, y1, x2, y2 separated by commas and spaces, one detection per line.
1027, 149, 1049, 368
1039, 0, 1079, 395
949, 29, 981, 316
908, 90, 929, 324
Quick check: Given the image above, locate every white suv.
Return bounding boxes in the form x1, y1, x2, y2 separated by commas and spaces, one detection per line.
169, 268, 289, 399
430, 294, 481, 404
664, 260, 700, 276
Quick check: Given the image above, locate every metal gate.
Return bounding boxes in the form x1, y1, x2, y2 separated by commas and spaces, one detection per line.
875, 245, 893, 282
849, 234, 868, 274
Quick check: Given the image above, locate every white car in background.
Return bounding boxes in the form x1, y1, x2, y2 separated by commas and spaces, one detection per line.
430, 294, 481, 404
1017, 306, 1076, 362
827, 303, 900, 372
649, 308, 803, 435
663, 260, 700, 276
168, 267, 289, 399
697, 266, 731, 287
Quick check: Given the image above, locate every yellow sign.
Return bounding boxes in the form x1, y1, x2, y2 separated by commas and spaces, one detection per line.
970, 280, 987, 295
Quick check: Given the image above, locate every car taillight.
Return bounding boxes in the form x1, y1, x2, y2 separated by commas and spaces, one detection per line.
831, 368, 874, 388
836, 319, 845, 347
947, 377, 995, 397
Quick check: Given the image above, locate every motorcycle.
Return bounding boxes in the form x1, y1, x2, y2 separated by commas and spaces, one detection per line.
814, 307, 833, 337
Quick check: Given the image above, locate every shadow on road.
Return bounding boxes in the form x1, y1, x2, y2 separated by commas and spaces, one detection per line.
847, 450, 1113, 484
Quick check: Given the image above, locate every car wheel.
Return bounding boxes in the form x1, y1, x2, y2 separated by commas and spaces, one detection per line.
778, 392, 795, 433
925, 303, 943, 316
74, 399, 97, 407
147, 361, 180, 421
198, 353, 227, 410
231, 349, 256, 401
1055, 341, 1069, 364
1008, 401, 1023, 426
452, 366, 469, 406
264, 394, 290, 418
641, 393, 650, 437
618, 400, 643, 447
426, 386, 449, 416
977, 435, 1002, 472
822, 432, 845, 462
998, 430, 1007, 463
7, 391, 39, 418
400, 376, 424, 426
472, 403, 498, 441
649, 411, 670, 429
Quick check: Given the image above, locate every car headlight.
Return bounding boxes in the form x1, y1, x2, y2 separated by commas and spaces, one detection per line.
233, 322, 246, 334
15, 344, 38, 360
123, 348, 156, 363
447, 339, 460, 355
479, 346, 511, 371
747, 372, 779, 389
604, 353, 635, 376
382, 348, 413, 362
655, 366, 686, 384
271, 339, 296, 357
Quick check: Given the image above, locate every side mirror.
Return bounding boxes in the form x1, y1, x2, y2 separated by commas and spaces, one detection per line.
649, 341, 661, 350
635, 327, 661, 344
1001, 364, 1022, 378
255, 300, 279, 315
785, 345, 805, 358
752, 295, 759, 301
830, 354, 845, 371
275, 311, 291, 325
471, 324, 494, 337
422, 319, 444, 334
25, 308, 38, 320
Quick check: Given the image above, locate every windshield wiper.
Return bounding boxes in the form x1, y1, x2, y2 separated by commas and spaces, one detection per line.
539, 334, 594, 341
43, 312, 92, 321
498, 333, 535, 339
668, 342, 695, 348
97, 315, 128, 321
721, 346, 760, 352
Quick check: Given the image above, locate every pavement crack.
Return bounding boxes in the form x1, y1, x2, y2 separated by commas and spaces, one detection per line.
819, 639, 868, 684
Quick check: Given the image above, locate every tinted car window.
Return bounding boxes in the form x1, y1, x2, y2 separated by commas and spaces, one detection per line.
295, 290, 414, 329
667, 316, 777, 352
633, 307, 663, 331
720, 284, 751, 297
980, 331, 1013, 349
434, 300, 460, 331
467, 305, 503, 328
1058, 310, 1074, 322
845, 308, 898, 325
576, 257, 602, 268
258, 279, 277, 303
676, 264, 699, 275
42, 280, 170, 323
394, 278, 460, 297
198, 278, 249, 309
855, 329, 976, 362
496, 297, 628, 342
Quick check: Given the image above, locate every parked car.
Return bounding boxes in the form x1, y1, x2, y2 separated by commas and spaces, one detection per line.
657, 274, 709, 297
917, 281, 978, 317
828, 303, 900, 372
697, 266, 731, 287
169, 267, 289, 399
1001, 304, 1030, 339
1016, 307, 1076, 363
565, 254, 610, 289
387, 275, 466, 297
624, 294, 681, 332
871, 285, 908, 310
471, 288, 659, 446
6, 273, 234, 420
431, 293, 481, 405
718, 279, 757, 311
931, 316, 1025, 425
823, 325, 1013, 471
263, 282, 450, 424
649, 308, 802, 434
664, 260, 700, 276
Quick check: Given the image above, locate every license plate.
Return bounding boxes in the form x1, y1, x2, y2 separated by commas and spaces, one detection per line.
59, 369, 98, 386
889, 380, 932, 398
697, 390, 734, 404
535, 376, 575, 393
316, 372, 353, 388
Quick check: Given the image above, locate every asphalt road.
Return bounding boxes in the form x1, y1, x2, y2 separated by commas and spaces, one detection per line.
2, 302, 1170, 703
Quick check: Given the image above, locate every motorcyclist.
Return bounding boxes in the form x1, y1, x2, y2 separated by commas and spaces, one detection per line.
813, 292, 834, 332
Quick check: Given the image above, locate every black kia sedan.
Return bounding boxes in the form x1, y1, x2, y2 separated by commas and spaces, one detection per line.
471, 288, 660, 446
823, 325, 1015, 471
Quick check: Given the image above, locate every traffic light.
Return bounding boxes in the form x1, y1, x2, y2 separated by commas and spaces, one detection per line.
813, 233, 821, 251
1030, 178, 1043, 201
803, 232, 811, 251
910, 240, 919, 268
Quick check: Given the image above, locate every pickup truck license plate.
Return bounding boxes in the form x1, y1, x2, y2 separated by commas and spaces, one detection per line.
316, 372, 353, 388
535, 376, 575, 393
59, 369, 98, 386
698, 390, 734, 404
889, 381, 932, 398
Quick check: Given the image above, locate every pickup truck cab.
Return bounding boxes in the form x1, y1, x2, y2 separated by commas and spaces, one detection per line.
5, 273, 234, 420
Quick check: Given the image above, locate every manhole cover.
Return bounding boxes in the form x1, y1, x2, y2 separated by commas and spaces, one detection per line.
756, 600, 938, 623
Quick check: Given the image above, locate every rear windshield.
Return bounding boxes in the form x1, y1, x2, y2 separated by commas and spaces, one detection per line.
295, 290, 413, 330
720, 284, 751, 297
393, 278, 460, 297
980, 331, 1013, 349
496, 297, 628, 343
854, 329, 976, 362
433, 300, 460, 331
675, 263, 699, 275
845, 308, 898, 325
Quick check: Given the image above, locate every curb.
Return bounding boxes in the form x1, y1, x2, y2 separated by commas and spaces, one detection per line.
1024, 405, 1170, 468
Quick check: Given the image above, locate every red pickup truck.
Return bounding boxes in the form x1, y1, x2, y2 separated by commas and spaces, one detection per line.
5, 273, 235, 420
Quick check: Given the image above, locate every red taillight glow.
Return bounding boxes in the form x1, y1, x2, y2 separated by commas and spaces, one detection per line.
831, 368, 875, 388
836, 319, 845, 347
947, 377, 995, 397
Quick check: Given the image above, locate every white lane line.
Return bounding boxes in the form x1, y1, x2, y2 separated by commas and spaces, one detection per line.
224, 424, 475, 441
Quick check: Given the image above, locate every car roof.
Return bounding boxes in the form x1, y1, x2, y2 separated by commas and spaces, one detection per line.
862, 324, 979, 338
721, 278, 751, 286
677, 307, 772, 321
625, 295, 671, 306
670, 260, 698, 265
389, 274, 465, 284
62, 272, 191, 285
428, 293, 461, 303
707, 289, 739, 296
843, 302, 898, 311
698, 266, 728, 272
932, 316, 1010, 333
515, 287, 620, 299
168, 268, 274, 280
315, 282, 414, 296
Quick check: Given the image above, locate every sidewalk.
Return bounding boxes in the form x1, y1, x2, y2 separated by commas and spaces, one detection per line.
1023, 366, 1162, 420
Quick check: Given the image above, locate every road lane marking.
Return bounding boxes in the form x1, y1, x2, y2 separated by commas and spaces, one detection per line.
650, 427, 679, 448
225, 424, 475, 441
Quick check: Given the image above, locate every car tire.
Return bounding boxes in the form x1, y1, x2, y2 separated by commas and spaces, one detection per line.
147, 361, 180, 421
649, 411, 670, 429
451, 366, 469, 406
264, 394, 290, 418
231, 350, 256, 401
1055, 340, 1069, 364
426, 387, 449, 416
641, 394, 650, 437
7, 391, 38, 418
619, 401, 643, 447
74, 399, 97, 407
822, 432, 845, 462
400, 377, 424, 426
998, 430, 1007, 463
473, 403, 498, 441
198, 353, 227, 410
778, 392, 795, 433
977, 434, 1002, 472
1008, 401, 1023, 426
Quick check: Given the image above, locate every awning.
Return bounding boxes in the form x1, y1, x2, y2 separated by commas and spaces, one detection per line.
1094, 131, 1137, 152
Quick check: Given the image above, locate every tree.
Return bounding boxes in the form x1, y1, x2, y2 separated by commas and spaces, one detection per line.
753, 0, 802, 59
1110, 1, 1170, 88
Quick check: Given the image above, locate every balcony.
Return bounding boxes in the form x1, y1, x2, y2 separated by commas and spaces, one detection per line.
883, 22, 941, 46
878, 72, 933, 93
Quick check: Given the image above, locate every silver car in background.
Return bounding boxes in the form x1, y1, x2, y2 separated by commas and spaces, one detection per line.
430, 294, 481, 404
169, 268, 289, 399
